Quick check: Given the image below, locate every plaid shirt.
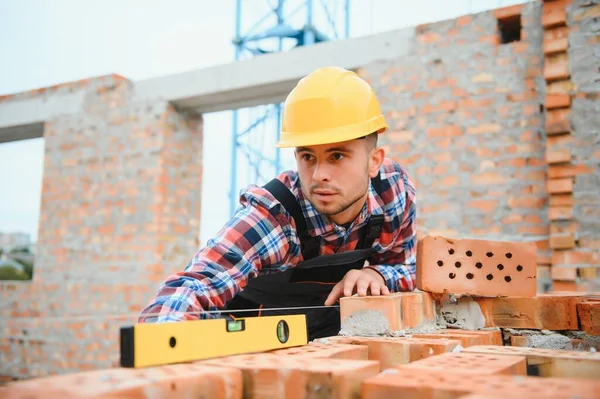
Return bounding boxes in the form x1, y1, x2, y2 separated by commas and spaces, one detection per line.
139, 157, 417, 323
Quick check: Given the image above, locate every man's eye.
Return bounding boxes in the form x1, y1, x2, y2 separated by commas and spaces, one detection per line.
302, 154, 313, 161
332, 153, 345, 161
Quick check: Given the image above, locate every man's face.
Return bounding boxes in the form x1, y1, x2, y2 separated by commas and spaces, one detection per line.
294, 137, 383, 225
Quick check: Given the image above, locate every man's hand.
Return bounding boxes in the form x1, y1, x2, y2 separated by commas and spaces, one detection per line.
324, 268, 391, 306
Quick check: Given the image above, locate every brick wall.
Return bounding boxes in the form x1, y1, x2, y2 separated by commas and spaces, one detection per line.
359, 1, 599, 291
361, 2, 546, 246
1, 0, 598, 382
544, 0, 600, 289
0, 76, 203, 378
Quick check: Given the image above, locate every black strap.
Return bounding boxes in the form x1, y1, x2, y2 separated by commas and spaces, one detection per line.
356, 214, 384, 250
263, 179, 320, 260
263, 174, 385, 260
371, 172, 383, 197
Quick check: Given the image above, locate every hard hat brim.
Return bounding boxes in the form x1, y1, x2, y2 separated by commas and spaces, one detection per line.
276, 115, 388, 148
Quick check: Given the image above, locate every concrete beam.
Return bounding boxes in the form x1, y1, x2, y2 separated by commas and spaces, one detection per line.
0, 27, 413, 143
134, 27, 413, 113
0, 91, 87, 144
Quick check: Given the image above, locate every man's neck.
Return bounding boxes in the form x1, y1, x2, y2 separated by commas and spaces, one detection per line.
329, 193, 369, 226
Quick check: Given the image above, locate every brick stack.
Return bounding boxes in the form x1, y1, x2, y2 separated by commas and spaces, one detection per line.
2, 234, 600, 398
360, 1, 551, 283
543, 0, 579, 289
2, 0, 599, 390
542, 0, 600, 292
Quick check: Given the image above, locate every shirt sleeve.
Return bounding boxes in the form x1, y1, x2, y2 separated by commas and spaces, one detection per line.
137, 186, 300, 323
365, 169, 417, 292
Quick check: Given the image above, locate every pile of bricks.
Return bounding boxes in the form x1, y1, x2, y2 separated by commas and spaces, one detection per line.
541, 0, 599, 291
2, 235, 599, 398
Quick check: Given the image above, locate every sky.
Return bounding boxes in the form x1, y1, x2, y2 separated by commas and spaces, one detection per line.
0, 0, 526, 246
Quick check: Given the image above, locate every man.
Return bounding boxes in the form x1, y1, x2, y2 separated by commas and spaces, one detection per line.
138, 66, 417, 340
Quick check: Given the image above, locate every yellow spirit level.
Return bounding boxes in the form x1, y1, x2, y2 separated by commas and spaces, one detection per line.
120, 314, 308, 368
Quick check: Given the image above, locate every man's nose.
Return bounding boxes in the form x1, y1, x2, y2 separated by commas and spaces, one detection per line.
312, 161, 331, 182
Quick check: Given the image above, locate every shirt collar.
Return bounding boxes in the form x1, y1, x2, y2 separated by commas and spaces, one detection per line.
293, 173, 385, 241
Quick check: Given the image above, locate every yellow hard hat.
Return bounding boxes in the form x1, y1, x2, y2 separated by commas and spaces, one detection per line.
276, 66, 388, 148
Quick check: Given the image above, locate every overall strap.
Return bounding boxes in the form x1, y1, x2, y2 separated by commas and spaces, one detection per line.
264, 172, 385, 259
356, 171, 384, 249
263, 179, 320, 260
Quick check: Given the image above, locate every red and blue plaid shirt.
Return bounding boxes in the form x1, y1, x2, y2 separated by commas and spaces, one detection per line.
139, 158, 417, 322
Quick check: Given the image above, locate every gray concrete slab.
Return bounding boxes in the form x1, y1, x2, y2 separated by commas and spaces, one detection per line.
0, 27, 413, 143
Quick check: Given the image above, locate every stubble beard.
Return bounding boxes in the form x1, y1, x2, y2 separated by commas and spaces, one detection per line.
303, 178, 370, 217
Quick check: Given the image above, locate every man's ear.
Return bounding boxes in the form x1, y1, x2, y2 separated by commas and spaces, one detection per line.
368, 146, 385, 178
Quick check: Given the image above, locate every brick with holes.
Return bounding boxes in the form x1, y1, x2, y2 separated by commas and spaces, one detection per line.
314, 335, 462, 370
361, 368, 600, 399
199, 353, 379, 399
1, 363, 242, 398
411, 329, 503, 346
399, 351, 527, 375
416, 235, 537, 297
267, 342, 368, 360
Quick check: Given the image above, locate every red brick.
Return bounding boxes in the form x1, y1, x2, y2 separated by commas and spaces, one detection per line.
268, 342, 368, 360
546, 79, 576, 94
316, 336, 461, 369
547, 178, 573, 194
1, 363, 242, 398
507, 196, 545, 210
410, 330, 502, 347
462, 344, 600, 379
548, 198, 575, 212
480, 35, 500, 45
553, 280, 583, 291
416, 235, 537, 297
548, 164, 593, 178
339, 292, 436, 333
427, 77, 457, 89
201, 353, 379, 398
474, 294, 585, 330
550, 233, 576, 249
439, 175, 459, 186
551, 266, 578, 281
361, 367, 600, 399
389, 130, 414, 142
543, 25, 569, 42
545, 148, 571, 164
466, 123, 502, 134
399, 351, 527, 375
414, 329, 503, 345
467, 199, 498, 213
494, 4, 523, 21
455, 15, 472, 27
552, 250, 600, 267
545, 93, 571, 109
427, 125, 462, 138
542, 8, 567, 28
544, 62, 570, 82
544, 37, 568, 55
418, 32, 443, 44
471, 171, 506, 185
577, 301, 600, 335
545, 108, 571, 134
460, 98, 496, 109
